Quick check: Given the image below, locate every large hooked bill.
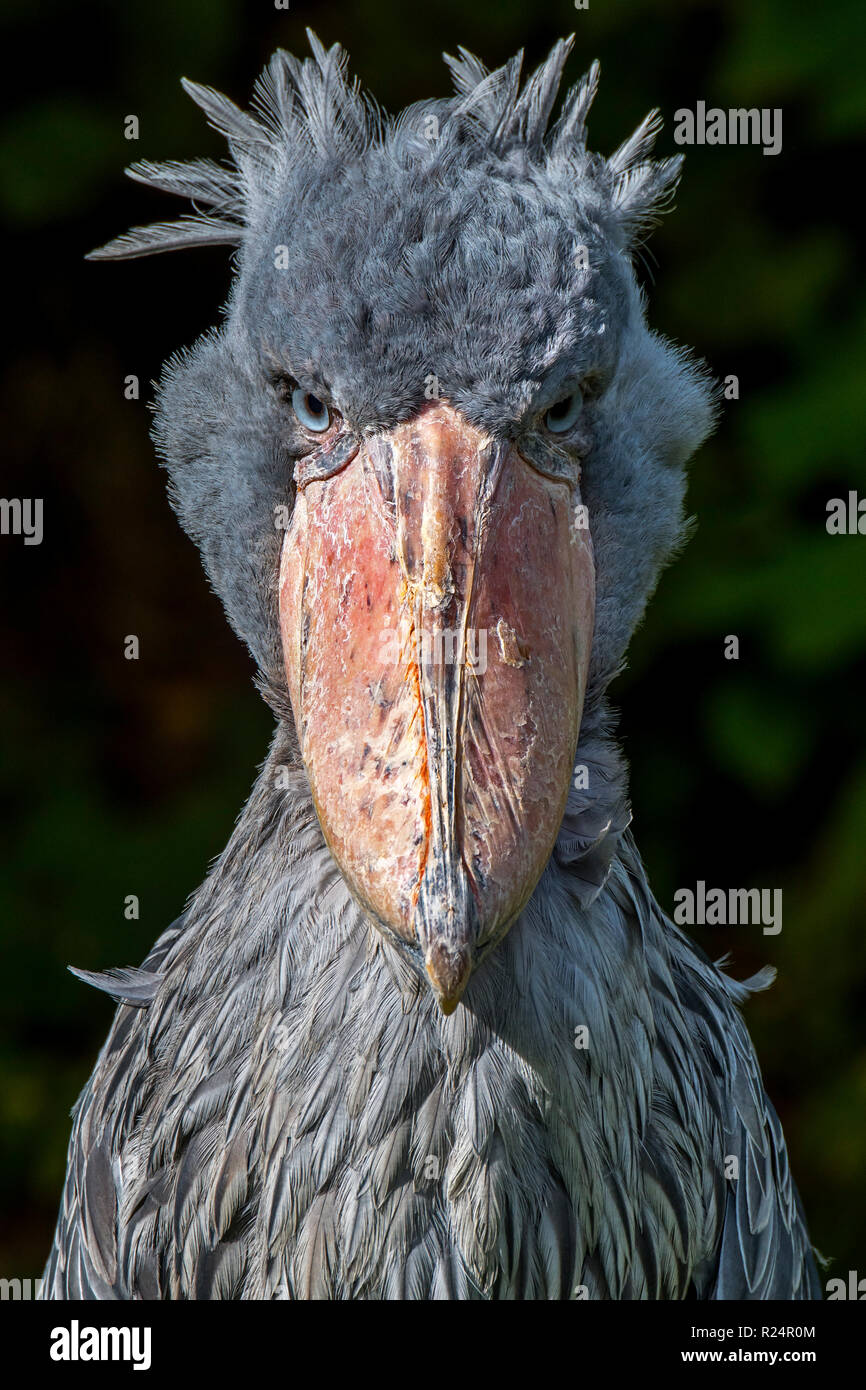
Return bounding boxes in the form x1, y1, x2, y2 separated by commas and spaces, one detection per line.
279, 401, 595, 1013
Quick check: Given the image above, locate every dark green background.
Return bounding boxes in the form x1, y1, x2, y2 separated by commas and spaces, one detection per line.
1, 0, 864, 1289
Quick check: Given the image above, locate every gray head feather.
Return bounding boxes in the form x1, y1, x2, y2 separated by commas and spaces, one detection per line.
88, 32, 682, 262
89, 31, 715, 700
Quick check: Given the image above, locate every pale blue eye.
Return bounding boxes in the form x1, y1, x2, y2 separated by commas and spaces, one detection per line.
545, 391, 583, 434
292, 387, 331, 432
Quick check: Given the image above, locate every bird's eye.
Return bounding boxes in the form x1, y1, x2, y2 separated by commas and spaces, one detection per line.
545, 391, 583, 434
292, 388, 331, 433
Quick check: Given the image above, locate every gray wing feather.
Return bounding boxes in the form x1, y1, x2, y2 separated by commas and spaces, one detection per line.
40, 920, 186, 1300
709, 1022, 822, 1300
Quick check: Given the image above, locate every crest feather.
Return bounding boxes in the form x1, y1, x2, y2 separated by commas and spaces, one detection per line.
87, 34, 685, 263
180, 78, 269, 151
126, 158, 243, 210
86, 215, 243, 261
450, 52, 524, 152
442, 46, 490, 100
445, 39, 576, 152
550, 58, 600, 151
511, 35, 574, 150
608, 109, 664, 173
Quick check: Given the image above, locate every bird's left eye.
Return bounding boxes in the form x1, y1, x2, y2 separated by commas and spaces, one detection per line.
545, 391, 583, 434
292, 388, 331, 433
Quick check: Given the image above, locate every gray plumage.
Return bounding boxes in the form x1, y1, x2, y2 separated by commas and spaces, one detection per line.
41, 33, 820, 1300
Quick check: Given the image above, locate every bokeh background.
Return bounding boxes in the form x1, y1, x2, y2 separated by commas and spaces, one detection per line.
1, 0, 864, 1288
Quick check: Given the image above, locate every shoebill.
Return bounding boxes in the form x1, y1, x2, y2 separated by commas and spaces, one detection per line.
40, 33, 821, 1300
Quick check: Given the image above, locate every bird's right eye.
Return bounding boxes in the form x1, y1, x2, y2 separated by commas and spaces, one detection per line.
545, 390, 583, 434
291, 388, 332, 433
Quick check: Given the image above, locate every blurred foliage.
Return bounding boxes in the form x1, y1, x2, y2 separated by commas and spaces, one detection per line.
0, 0, 863, 1287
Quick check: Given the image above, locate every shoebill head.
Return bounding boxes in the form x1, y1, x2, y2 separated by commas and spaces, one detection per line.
89, 32, 715, 1011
